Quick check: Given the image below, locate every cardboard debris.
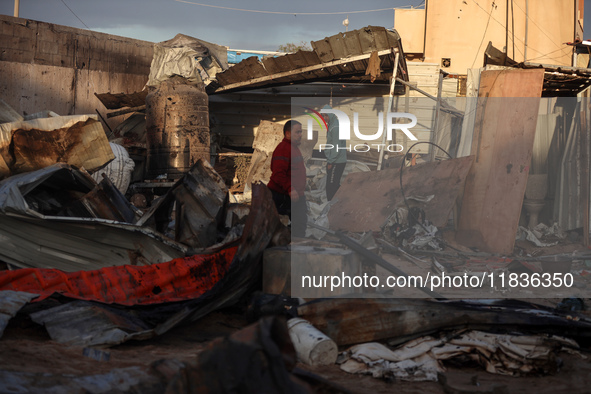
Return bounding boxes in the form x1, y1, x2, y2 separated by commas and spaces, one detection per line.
339, 331, 578, 381
242, 120, 284, 197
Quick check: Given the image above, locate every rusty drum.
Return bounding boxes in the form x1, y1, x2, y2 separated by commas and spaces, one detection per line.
145, 79, 210, 179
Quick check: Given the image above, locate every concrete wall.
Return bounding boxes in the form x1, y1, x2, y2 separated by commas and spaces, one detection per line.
0, 15, 153, 128
395, 0, 579, 74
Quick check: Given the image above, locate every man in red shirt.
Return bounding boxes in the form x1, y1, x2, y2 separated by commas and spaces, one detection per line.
267, 120, 307, 237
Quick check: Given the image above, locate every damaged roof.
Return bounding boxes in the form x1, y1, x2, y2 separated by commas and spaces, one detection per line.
484, 42, 591, 96
208, 26, 409, 95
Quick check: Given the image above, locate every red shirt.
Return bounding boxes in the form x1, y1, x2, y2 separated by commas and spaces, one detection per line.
267, 137, 306, 197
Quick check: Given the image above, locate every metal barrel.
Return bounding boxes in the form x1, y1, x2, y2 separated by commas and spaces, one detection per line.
145, 80, 210, 179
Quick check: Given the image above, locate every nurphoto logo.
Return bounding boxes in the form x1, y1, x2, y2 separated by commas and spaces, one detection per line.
303, 106, 419, 153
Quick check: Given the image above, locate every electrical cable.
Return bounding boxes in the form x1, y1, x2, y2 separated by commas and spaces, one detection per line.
173, 0, 422, 15
470, 0, 558, 60
471, 1, 495, 68
59, 0, 91, 30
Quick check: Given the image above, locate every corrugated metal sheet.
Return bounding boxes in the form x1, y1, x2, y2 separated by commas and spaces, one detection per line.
209, 26, 409, 95
0, 164, 188, 271
0, 290, 38, 338
554, 100, 583, 230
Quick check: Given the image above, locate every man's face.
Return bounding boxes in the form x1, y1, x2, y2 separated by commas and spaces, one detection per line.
289, 123, 303, 145
322, 114, 330, 126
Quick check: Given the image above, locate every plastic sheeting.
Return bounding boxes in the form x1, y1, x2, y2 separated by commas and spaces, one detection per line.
0, 246, 238, 305
146, 34, 228, 87
91, 143, 135, 194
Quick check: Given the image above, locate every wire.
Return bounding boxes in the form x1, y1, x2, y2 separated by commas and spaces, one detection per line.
525, 46, 572, 63
469, 0, 558, 60
511, 0, 563, 50
471, 1, 495, 68
59, 0, 91, 30
173, 0, 420, 15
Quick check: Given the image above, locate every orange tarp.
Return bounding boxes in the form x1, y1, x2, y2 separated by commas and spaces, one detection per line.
0, 246, 238, 305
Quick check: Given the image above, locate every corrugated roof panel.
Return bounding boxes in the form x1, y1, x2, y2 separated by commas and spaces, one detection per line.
242, 56, 269, 79
211, 26, 409, 94
327, 34, 346, 60
342, 30, 363, 57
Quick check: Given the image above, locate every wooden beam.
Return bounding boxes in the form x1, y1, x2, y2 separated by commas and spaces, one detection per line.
106, 105, 146, 118
214, 49, 395, 93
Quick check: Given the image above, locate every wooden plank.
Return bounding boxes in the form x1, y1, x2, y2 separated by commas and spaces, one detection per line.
456, 69, 545, 254
327, 156, 474, 232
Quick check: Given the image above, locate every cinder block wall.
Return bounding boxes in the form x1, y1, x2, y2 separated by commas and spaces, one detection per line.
0, 15, 153, 127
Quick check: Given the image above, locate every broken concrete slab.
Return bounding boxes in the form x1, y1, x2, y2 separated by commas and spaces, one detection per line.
328, 156, 474, 232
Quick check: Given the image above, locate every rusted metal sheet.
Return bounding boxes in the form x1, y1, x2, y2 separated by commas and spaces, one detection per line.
136, 159, 228, 249
328, 156, 474, 232
210, 26, 408, 94
94, 90, 149, 110
298, 298, 591, 346
0, 164, 187, 271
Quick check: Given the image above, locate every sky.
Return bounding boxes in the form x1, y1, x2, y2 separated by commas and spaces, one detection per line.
0, 0, 426, 51
1, 1, 590, 52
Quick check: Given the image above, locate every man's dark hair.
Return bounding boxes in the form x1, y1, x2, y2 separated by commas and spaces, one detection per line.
283, 120, 302, 134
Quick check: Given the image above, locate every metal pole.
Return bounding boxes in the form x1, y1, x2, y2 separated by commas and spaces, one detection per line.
14, 0, 19, 17
430, 70, 444, 162
378, 50, 399, 171
528, 0, 529, 62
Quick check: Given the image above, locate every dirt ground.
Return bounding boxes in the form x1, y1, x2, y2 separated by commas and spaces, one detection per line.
2, 303, 591, 394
